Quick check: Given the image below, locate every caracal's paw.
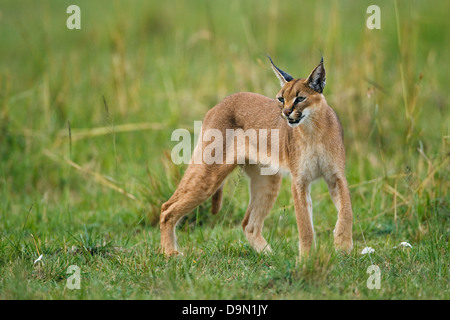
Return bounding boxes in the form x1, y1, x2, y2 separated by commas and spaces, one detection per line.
161, 248, 184, 257
334, 234, 353, 254
253, 243, 272, 254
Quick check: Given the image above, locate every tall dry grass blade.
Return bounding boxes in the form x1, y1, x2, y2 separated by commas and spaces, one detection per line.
384, 183, 408, 204
17, 204, 34, 247
54, 122, 171, 146
68, 120, 72, 159
103, 96, 118, 171
416, 157, 449, 196
43, 149, 143, 206
394, 2, 407, 118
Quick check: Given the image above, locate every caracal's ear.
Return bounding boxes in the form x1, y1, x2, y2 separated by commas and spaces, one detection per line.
268, 55, 294, 87
306, 57, 326, 93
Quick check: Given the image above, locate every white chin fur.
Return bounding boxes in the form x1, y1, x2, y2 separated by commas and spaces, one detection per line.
286, 108, 311, 128
287, 121, 301, 128
287, 115, 307, 128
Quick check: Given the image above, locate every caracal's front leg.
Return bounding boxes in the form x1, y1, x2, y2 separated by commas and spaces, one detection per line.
326, 174, 353, 252
291, 181, 315, 257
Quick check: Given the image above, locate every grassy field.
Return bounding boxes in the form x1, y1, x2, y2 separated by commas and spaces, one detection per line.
0, 0, 448, 300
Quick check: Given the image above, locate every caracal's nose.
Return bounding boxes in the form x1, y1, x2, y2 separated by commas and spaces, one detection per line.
283, 108, 293, 117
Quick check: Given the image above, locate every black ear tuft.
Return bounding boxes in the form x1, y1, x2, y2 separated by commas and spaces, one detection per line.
306, 58, 326, 93
267, 55, 294, 86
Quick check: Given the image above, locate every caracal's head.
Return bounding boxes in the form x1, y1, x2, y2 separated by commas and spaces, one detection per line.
268, 56, 326, 128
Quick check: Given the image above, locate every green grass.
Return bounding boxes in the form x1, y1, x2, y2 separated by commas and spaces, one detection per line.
0, 0, 448, 299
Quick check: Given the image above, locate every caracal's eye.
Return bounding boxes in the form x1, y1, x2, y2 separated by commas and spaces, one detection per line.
277, 97, 285, 103
295, 96, 306, 104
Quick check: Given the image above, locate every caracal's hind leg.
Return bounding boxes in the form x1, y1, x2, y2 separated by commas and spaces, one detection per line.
241, 165, 282, 253
160, 163, 236, 256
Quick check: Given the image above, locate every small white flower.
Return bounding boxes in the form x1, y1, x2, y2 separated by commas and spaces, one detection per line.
399, 241, 412, 249
361, 247, 375, 255
34, 254, 43, 264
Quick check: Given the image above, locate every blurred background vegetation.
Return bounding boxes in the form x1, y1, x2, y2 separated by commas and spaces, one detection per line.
0, 0, 448, 299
